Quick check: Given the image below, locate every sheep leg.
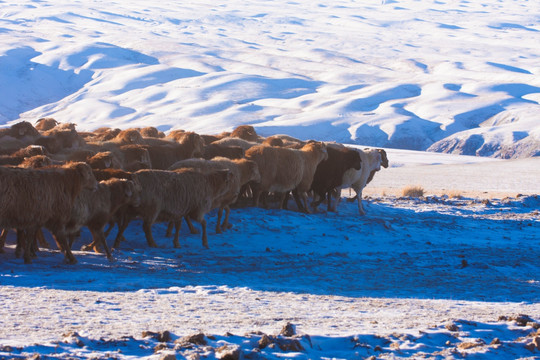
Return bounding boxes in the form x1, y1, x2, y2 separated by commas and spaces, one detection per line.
327, 191, 333, 212
165, 221, 174, 237
251, 182, 262, 207
311, 191, 325, 211
22, 228, 36, 264
221, 205, 232, 230
15, 229, 24, 258
103, 221, 115, 238
291, 189, 307, 213
0, 228, 8, 253
301, 192, 311, 214
112, 218, 130, 249
36, 229, 49, 249
281, 192, 290, 210
353, 185, 366, 216
90, 227, 113, 261
172, 220, 182, 248
200, 217, 209, 249
185, 217, 199, 234
215, 208, 223, 234
57, 232, 77, 264
142, 220, 158, 248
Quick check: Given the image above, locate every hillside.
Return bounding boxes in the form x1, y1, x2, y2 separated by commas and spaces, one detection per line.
1, 0, 539, 158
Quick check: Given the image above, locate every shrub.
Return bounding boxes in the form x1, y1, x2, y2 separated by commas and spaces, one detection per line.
402, 185, 424, 198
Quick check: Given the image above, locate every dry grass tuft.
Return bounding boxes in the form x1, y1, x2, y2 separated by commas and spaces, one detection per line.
402, 185, 425, 198
446, 190, 463, 199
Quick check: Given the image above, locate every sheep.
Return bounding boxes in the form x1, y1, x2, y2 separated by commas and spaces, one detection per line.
66, 178, 141, 260
91, 127, 121, 142
230, 125, 259, 142
261, 136, 285, 147
128, 168, 233, 249
19, 155, 54, 169
0, 145, 48, 166
169, 156, 260, 233
0, 121, 41, 153
0, 162, 97, 263
34, 117, 59, 132
212, 137, 259, 151
139, 126, 164, 138
201, 134, 223, 145
109, 129, 145, 145
245, 141, 328, 211
164, 131, 205, 158
269, 134, 306, 148
0, 121, 41, 140
87, 169, 140, 249
0, 153, 54, 254
310, 145, 362, 212
86, 151, 122, 170
140, 141, 201, 170
203, 143, 244, 160
339, 148, 389, 215
36, 127, 86, 153
117, 144, 152, 170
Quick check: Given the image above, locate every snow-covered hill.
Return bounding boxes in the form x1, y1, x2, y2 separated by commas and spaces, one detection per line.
1, 0, 539, 157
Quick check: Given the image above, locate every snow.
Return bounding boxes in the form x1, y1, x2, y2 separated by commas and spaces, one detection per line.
1, 0, 540, 156
0, 0, 539, 359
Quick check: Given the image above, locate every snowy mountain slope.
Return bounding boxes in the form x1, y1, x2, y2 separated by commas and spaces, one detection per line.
1, 0, 539, 157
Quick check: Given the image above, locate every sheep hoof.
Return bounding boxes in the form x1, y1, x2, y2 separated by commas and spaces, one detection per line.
107, 256, 115, 262
173, 243, 181, 249
65, 257, 78, 265
80, 244, 93, 252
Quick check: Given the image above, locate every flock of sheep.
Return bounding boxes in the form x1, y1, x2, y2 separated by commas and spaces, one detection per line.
0, 119, 388, 264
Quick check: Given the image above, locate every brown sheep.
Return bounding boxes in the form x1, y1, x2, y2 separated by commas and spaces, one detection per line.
92, 127, 122, 141
0, 162, 97, 263
0, 121, 41, 153
0, 153, 53, 254
169, 156, 260, 233
0, 145, 48, 166
165, 131, 205, 158
110, 129, 145, 145
117, 144, 152, 171
0, 121, 41, 140
245, 141, 328, 210
140, 141, 201, 170
261, 136, 285, 147
139, 126, 164, 138
203, 143, 244, 160
212, 137, 259, 151
230, 125, 258, 142
37, 127, 86, 153
34, 118, 59, 132
128, 168, 233, 249
200, 134, 222, 145
19, 155, 54, 169
88, 169, 141, 249
66, 178, 141, 260
86, 151, 122, 170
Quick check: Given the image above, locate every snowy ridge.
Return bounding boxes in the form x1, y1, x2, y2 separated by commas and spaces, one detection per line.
1, 0, 539, 157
